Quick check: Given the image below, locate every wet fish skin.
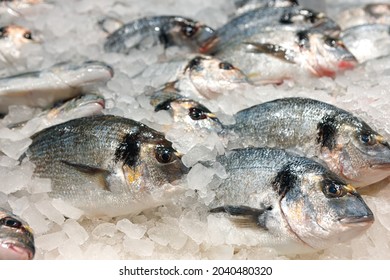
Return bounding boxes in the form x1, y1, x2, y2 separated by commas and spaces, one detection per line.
0, 207, 35, 260
232, 0, 299, 17
23, 115, 189, 217
341, 24, 390, 63
104, 15, 215, 54
0, 0, 42, 15
0, 60, 114, 114
211, 147, 373, 254
225, 97, 390, 187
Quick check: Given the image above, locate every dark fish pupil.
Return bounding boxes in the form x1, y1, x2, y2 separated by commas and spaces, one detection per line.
156, 147, 172, 163
182, 25, 196, 37
328, 184, 338, 194
1, 217, 22, 229
325, 37, 337, 47
23, 32, 33, 40
219, 62, 234, 70
189, 108, 206, 120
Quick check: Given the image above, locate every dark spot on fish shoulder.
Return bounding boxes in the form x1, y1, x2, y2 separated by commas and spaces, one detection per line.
272, 163, 297, 199
317, 114, 338, 151
115, 133, 140, 167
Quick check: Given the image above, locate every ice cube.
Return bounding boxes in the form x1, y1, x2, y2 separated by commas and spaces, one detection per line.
51, 199, 84, 220
63, 219, 89, 245
116, 218, 147, 240
92, 222, 117, 238
35, 231, 68, 251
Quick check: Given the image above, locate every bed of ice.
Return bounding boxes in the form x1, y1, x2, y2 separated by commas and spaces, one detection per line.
0, 0, 389, 260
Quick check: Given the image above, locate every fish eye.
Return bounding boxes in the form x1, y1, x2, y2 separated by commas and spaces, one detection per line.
23, 31, 33, 40
323, 182, 346, 198
1, 217, 23, 229
360, 133, 377, 145
181, 24, 197, 38
155, 147, 174, 164
324, 37, 337, 48
189, 107, 207, 120
219, 62, 234, 70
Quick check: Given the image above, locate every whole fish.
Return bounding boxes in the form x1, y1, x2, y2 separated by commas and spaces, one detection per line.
0, 208, 35, 260
336, 3, 390, 30
210, 147, 374, 254
0, 61, 113, 114
7, 94, 105, 133
104, 16, 215, 54
214, 28, 356, 80
0, 24, 37, 64
341, 24, 390, 63
224, 98, 390, 187
22, 115, 189, 217
200, 6, 340, 54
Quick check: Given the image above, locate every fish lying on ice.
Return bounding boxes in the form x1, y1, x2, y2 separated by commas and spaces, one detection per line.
224, 97, 390, 187
0, 0, 42, 16
21, 115, 189, 217
231, 0, 299, 18
210, 147, 374, 254
0, 60, 113, 114
104, 15, 215, 54
0, 207, 35, 260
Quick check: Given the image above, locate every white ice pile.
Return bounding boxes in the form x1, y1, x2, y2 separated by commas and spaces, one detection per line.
0, 0, 389, 260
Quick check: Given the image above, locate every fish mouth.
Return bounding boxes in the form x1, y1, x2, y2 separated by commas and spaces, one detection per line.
198, 35, 219, 54
0, 242, 35, 260
339, 214, 374, 226
196, 25, 215, 48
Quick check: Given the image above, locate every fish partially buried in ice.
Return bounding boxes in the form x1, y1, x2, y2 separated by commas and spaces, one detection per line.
210, 147, 374, 254
0, 208, 35, 260
22, 115, 189, 217
225, 97, 390, 187
104, 15, 215, 54
0, 60, 113, 114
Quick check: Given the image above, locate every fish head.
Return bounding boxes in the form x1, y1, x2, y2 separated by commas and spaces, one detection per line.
154, 97, 223, 133
117, 129, 189, 194
277, 161, 373, 250
297, 31, 357, 78
319, 115, 390, 187
184, 55, 249, 98
168, 17, 215, 50
0, 209, 35, 260
0, 25, 36, 46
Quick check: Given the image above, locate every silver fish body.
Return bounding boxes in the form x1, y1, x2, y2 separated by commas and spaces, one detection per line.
341, 24, 390, 63
104, 15, 215, 54
210, 147, 373, 254
200, 6, 339, 54
0, 0, 42, 15
225, 97, 390, 187
23, 115, 189, 217
0, 208, 35, 260
0, 60, 113, 114
231, 0, 298, 18
214, 28, 356, 80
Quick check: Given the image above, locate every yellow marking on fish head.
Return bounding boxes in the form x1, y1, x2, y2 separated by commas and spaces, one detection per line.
123, 165, 143, 191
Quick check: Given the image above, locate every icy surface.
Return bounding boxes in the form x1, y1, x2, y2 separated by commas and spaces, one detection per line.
0, 0, 389, 260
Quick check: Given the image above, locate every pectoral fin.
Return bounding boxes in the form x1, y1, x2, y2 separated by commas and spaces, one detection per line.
60, 160, 111, 191
210, 205, 270, 230
243, 42, 295, 63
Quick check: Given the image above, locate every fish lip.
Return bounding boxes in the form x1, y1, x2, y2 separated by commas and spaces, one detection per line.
1, 241, 35, 260
196, 25, 215, 46
339, 214, 374, 225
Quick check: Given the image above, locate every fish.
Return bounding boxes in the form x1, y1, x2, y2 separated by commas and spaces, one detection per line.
153, 94, 223, 133
224, 97, 390, 187
0, 24, 38, 64
0, 207, 35, 260
104, 15, 215, 54
7, 94, 105, 133
231, 0, 299, 18
210, 147, 374, 254
22, 115, 189, 217
0, 60, 113, 114
200, 6, 340, 54
336, 3, 390, 30
341, 24, 390, 63
213, 28, 357, 80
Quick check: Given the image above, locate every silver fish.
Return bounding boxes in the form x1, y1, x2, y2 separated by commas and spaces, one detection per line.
210, 147, 373, 254
214, 28, 356, 80
22, 115, 189, 217
341, 24, 390, 63
0, 207, 35, 260
200, 6, 339, 54
104, 15, 215, 54
231, 0, 299, 18
336, 3, 390, 30
225, 97, 390, 187
0, 61, 113, 114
